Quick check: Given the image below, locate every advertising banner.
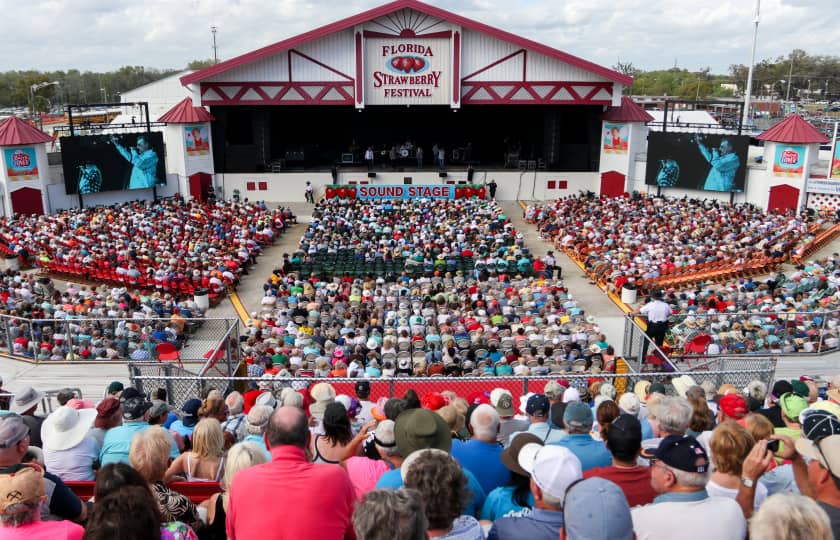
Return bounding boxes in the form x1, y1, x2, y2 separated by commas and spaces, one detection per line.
3, 147, 39, 180
185, 125, 210, 157
356, 184, 454, 200
645, 132, 750, 192
365, 38, 451, 105
603, 123, 628, 154
831, 138, 840, 179
772, 145, 806, 177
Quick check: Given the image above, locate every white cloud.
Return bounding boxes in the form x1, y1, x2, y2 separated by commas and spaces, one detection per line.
0, 0, 836, 73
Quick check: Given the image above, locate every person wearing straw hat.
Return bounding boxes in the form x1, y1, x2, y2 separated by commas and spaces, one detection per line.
41, 406, 99, 481
10, 387, 45, 449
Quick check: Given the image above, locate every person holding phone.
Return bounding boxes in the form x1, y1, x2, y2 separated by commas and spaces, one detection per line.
110, 135, 159, 190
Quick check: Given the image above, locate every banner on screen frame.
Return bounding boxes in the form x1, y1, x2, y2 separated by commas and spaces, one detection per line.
356, 184, 454, 200
4, 147, 39, 180
773, 145, 806, 177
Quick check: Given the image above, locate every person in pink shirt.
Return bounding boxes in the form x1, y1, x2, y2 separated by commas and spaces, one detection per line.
343, 420, 400, 499
0, 463, 84, 540
227, 406, 356, 539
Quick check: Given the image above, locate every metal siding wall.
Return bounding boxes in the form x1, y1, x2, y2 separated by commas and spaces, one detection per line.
294, 30, 356, 81
461, 30, 520, 81
208, 55, 290, 83
526, 50, 604, 82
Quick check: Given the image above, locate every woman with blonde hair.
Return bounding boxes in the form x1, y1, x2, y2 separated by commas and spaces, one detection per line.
164, 418, 226, 482
708, 420, 768, 511
202, 441, 269, 540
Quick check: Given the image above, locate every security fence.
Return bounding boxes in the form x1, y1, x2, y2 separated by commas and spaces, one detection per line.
0, 315, 239, 364
126, 363, 777, 410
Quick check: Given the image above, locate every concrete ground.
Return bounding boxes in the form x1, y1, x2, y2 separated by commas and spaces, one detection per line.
1, 199, 839, 401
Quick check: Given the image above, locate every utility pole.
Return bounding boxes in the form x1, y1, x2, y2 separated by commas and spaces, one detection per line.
742, 0, 760, 128
785, 59, 793, 102
211, 26, 219, 64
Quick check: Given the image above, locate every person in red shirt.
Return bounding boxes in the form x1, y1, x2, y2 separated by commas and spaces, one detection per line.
227, 406, 356, 540
583, 413, 657, 507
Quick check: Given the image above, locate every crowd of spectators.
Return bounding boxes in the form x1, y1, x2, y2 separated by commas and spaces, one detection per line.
653, 254, 840, 357
5, 371, 840, 539
0, 196, 295, 296
0, 270, 206, 361
525, 194, 815, 292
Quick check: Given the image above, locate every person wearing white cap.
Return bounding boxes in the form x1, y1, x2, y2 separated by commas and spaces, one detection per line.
40, 405, 99, 481
487, 444, 582, 540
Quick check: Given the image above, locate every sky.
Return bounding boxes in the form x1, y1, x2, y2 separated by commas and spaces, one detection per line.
2, 0, 838, 75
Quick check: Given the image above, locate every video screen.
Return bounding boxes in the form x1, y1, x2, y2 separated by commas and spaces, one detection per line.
61, 132, 166, 194
645, 132, 749, 192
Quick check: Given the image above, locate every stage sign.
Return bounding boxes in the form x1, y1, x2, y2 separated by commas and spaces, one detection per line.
185, 125, 210, 157
772, 145, 806, 178
645, 132, 749, 192
603, 123, 628, 154
357, 184, 454, 200
4, 147, 39, 180
807, 179, 840, 195
365, 38, 451, 106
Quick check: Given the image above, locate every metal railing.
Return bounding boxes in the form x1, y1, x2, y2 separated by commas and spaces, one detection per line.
0, 387, 83, 415
0, 315, 239, 364
123, 368, 778, 409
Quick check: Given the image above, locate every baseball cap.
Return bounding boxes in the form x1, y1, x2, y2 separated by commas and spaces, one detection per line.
148, 400, 172, 419
373, 419, 396, 448
563, 401, 594, 430
543, 381, 563, 401
617, 392, 640, 416
649, 382, 667, 395
355, 380, 371, 398
0, 464, 44, 514
563, 477, 633, 540
719, 393, 748, 420
796, 435, 840, 479
490, 389, 515, 417
107, 381, 125, 395
0, 414, 29, 449
122, 397, 152, 421
647, 435, 709, 473
181, 398, 202, 427
120, 387, 142, 401
608, 413, 642, 440
771, 380, 794, 401
526, 394, 550, 417
517, 444, 582, 503
562, 387, 581, 403
801, 409, 840, 441
790, 380, 810, 398
422, 392, 447, 411
780, 392, 809, 422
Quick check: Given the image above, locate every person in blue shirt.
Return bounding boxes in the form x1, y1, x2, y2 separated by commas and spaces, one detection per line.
482, 432, 539, 521
488, 444, 583, 540
696, 135, 741, 192
451, 404, 509, 495
550, 401, 612, 471
374, 408, 486, 517
100, 396, 179, 466
169, 398, 201, 440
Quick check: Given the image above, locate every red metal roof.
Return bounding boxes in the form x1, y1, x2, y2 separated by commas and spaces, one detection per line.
600, 96, 653, 123
181, 0, 632, 87
0, 116, 53, 146
756, 113, 829, 144
158, 97, 215, 124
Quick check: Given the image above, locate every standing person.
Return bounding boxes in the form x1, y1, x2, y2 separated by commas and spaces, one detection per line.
487, 179, 498, 200
635, 290, 671, 359
110, 134, 159, 190
226, 406, 356, 539
416, 146, 424, 168
694, 135, 740, 192
437, 146, 446, 170
304, 181, 315, 203
365, 146, 375, 170
542, 251, 558, 279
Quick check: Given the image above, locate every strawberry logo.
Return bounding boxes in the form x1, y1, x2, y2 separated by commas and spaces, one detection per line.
386, 56, 428, 73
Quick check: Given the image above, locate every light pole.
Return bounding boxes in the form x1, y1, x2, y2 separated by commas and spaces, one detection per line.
742, 0, 760, 128
29, 81, 60, 130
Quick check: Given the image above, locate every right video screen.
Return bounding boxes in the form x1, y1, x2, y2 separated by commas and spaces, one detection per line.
645, 131, 750, 192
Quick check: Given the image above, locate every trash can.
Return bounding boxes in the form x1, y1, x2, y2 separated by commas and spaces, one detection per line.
621, 284, 637, 305
194, 288, 210, 311
4, 254, 19, 272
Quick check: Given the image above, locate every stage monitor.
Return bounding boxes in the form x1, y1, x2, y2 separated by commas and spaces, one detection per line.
61, 132, 166, 195
645, 132, 749, 192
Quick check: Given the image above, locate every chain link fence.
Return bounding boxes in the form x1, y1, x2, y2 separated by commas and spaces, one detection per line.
0, 315, 238, 364
127, 363, 777, 409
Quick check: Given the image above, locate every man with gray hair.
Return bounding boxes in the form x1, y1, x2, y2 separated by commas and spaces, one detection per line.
451, 404, 508, 494
631, 435, 746, 539
221, 391, 247, 443
352, 488, 428, 540
641, 395, 693, 456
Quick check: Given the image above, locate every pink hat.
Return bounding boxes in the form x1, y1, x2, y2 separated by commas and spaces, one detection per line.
66, 398, 95, 410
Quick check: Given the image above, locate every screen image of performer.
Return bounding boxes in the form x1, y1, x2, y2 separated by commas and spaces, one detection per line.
77, 162, 103, 194
695, 135, 740, 191
111, 135, 159, 189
